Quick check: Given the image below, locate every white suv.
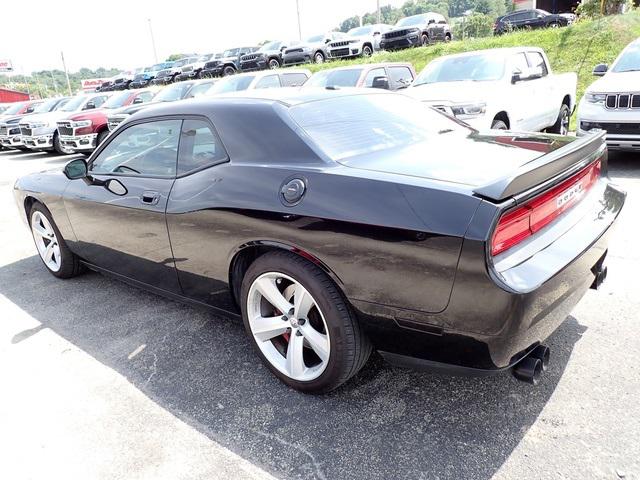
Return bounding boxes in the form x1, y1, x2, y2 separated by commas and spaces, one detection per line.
577, 38, 640, 150
327, 24, 392, 59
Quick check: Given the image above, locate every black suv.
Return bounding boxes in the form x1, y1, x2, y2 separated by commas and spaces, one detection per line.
239, 41, 289, 71
380, 12, 452, 50
494, 9, 570, 34
202, 47, 259, 77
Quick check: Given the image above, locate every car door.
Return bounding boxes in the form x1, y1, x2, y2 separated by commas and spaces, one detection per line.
280, 72, 309, 87
386, 65, 415, 90
254, 74, 282, 89
508, 52, 539, 131
362, 67, 388, 88
63, 118, 182, 293
164, 118, 233, 306
526, 50, 556, 128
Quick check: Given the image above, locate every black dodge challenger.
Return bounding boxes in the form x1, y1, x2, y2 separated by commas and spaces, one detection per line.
14, 89, 625, 393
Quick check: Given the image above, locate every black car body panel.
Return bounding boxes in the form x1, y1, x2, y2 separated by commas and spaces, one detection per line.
13, 89, 625, 375
202, 48, 258, 77
240, 41, 288, 71
494, 9, 570, 34
380, 12, 452, 50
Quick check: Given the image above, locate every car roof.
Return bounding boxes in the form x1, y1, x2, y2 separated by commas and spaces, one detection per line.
234, 68, 312, 79
312, 62, 412, 72
435, 46, 543, 60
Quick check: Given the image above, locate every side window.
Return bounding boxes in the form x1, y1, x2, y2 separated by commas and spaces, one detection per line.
281, 73, 309, 87
177, 119, 228, 175
92, 96, 107, 108
255, 75, 281, 89
363, 67, 386, 87
388, 66, 414, 89
90, 119, 181, 177
526, 52, 549, 76
511, 53, 529, 74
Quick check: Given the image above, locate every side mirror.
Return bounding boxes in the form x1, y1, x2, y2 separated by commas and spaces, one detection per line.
593, 63, 608, 76
373, 31, 381, 35
537, 14, 543, 18
325, 38, 332, 43
84, 101, 96, 110
63, 158, 88, 180
371, 75, 390, 90
132, 97, 144, 104
428, 19, 435, 24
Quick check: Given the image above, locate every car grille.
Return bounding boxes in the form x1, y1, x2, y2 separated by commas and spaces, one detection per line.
204, 61, 220, 69
0, 126, 6, 135
241, 53, 261, 62
330, 40, 350, 48
285, 48, 303, 54
605, 93, 640, 109
384, 29, 410, 39
9, 127, 20, 135
581, 121, 640, 135
57, 125, 74, 136
20, 126, 32, 136
331, 48, 351, 57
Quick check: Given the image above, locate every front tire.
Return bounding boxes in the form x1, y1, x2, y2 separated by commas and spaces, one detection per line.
53, 132, 71, 155
29, 202, 83, 279
491, 119, 508, 130
421, 34, 430, 46
362, 45, 373, 57
313, 51, 325, 64
96, 129, 109, 147
223, 65, 236, 76
268, 58, 281, 69
241, 251, 372, 393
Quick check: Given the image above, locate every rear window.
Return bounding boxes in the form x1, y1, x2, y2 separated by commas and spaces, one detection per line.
289, 93, 466, 161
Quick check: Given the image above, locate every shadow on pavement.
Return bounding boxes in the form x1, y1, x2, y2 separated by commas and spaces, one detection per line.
0, 255, 586, 480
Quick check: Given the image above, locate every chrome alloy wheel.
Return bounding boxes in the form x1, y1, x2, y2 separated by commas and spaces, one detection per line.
31, 210, 61, 272
247, 272, 330, 382
560, 109, 570, 136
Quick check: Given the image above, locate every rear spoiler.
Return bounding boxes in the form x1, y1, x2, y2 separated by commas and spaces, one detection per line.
473, 130, 606, 202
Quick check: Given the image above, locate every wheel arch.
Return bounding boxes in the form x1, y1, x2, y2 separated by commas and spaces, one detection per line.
493, 111, 510, 129
228, 240, 345, 309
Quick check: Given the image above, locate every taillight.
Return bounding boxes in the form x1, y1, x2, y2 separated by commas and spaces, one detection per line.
491, 159, 602, 256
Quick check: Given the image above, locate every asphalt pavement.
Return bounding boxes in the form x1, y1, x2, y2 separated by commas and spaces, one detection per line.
0, 147, 638, 480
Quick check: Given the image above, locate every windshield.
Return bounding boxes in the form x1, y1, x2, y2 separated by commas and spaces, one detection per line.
306, 69, 363, 88
175, 57, 194, 67
259, 41, 282, 52
537, 9, 551, 15
154, 83, 192, 102
306, 34, 325, 43
413, 53, 505, 85
290, 94, 464, 161
3, 102, 26, 115
207, 76, 255, 94
198, 54, 212, 62
396, 15, 427, 27
33, 98, 62, 113
612, 42, 640, 73
59, 96, 87, 112
348, 26, 374, 36
186, 82, 215, 98
222, 48, 240, 57
102, 91, 133, 109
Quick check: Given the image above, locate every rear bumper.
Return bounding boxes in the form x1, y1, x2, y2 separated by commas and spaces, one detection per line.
357, 179, 626, 372
283, 53, 312, 65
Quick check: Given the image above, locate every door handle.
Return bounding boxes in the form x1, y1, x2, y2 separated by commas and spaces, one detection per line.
141, 191, 160, 205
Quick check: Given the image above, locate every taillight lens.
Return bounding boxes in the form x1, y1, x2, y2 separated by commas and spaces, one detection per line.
491, 159, 602, 256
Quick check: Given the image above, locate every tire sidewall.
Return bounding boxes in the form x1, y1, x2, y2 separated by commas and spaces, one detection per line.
240, 253, 352, 393
29, 202, 76, 278
491, 119, 508, 130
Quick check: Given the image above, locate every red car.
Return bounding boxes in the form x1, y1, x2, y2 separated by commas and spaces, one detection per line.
57, 89, 155, 153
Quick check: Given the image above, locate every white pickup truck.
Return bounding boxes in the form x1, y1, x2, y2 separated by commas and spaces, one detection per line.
405, 47, 577, 134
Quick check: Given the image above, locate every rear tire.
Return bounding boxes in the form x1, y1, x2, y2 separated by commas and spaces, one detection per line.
550, 104, 570, 135
313, 51, 325, 64
241, 251, 372, 393
29, 202, 83, 279
97, 130, 109, 147
421, 34, 430, 46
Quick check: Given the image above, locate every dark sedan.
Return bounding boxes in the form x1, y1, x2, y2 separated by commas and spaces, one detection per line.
14, 89, 624, 393
494, 9, 571, 34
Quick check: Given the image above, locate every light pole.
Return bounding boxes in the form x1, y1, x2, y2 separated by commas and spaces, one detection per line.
377, 0, 381, 23
60, 51, 73, 96
296, 0, 302, 40
148, 18, 159, 63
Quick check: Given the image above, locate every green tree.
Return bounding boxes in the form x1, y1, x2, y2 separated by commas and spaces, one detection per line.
338, 16, 360, 32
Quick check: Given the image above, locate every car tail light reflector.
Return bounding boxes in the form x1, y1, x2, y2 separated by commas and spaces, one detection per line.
491, 159, 602, 256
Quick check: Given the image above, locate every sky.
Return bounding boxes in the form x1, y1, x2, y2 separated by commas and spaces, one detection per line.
0, 0, 406, 75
